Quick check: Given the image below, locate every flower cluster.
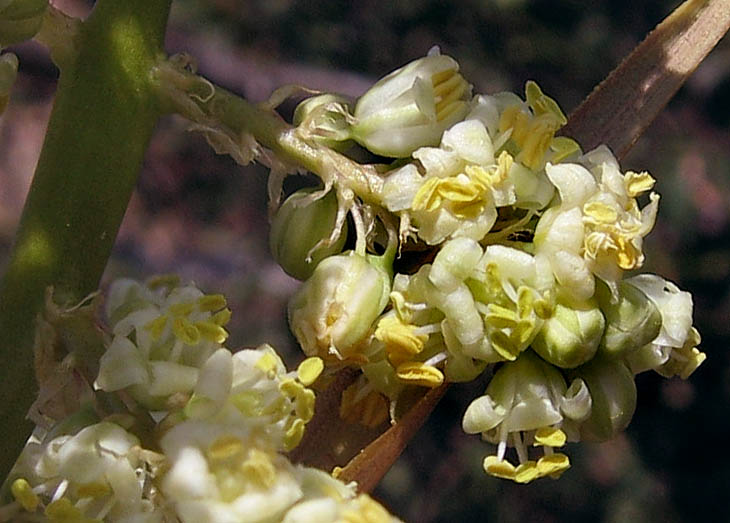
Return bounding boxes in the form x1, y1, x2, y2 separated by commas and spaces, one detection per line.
2, 278, 401, 522
275, 50, 705, 482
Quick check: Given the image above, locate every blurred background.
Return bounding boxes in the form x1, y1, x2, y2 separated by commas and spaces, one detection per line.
2, 0, 729, 521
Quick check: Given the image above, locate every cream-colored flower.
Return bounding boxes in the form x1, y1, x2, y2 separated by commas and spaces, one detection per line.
382, 119, 514, 245
462, 351, 591, 483
534, 146, 660, 300
97, 277, 231, 410
351, 47, 472, 157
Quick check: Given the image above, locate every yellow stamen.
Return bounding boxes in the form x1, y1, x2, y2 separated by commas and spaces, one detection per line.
284, 418, 306, 450
197, 293, 227, 311
537, 453, 570, 478
172, 317, 200, 345
624, 170, 656, 197
11, 478, 39, 512
533, 427, 567, 447
483, 455, 516, 480
144, 315, 168, 341
168, 302, 194, 316
297, 356, 324, 386
211, 308, 232, 326
195, 321, 228, 343
395, 362, 444, 387
514, 460, 540, 483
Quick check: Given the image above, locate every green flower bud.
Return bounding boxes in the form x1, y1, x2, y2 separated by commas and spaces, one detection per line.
351, 48, 472, 157
575, 358, 636, 442
0, 51, 18, 114
293, 93, 354, 151
0, 0, 47, 47
270, 188, 347, 280
288, 249, 393, 361
531, 297, 605, 369
595, 279, 661, 359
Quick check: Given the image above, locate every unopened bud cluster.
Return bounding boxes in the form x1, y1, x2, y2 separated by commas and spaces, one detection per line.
2, 277, 401, 522
273, 50, 706, 483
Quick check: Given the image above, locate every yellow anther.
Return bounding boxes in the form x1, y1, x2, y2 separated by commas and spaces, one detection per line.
168, 302, 195, 316
485, 304, 519, 328
376, 315, 427, 366
207, 435, 244, 462
279, 378, 304, 399
172, 317, 201, 345
436, 99, 468, 122
197, 294, 227, 312
195, 321, 228, 343
144, 315, 168, 341
517, 115, 559, 170
230, 391, 262, 416
241, 448, 276, 488
514, 460, 540, 483
499, 105, 530, 144
297, 357, 324, 386
583, 201, 619, 224
332, 466, 343, 479
431, 67, 456, 86
255, 351, 280, 376
146, 274, 180, 289
537, 453, 570, 478
11, 478, 39, 512
284, 418, 306, 451
490, 330, 519, 361
533, 427, 567, 447
483, 455, 516, 480
494, 150, 514, 182
211, 308, 232, 326
395, 362, 444, 387
525, 80, 567, 125
76, 481, 112, 499
624, 170, 655, 197
550, 136, 581, 163
295, 387, 316, 422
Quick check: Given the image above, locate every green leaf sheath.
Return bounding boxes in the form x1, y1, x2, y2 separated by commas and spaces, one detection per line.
0, 0, 172, 481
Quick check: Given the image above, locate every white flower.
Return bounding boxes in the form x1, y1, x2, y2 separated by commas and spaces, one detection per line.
184, 345, 322, 452
4, 422, 163, 522
351, 47, 472, 157
161, 422, 303, 523
534, 146, 660, 300
462, 351, 591, 483
624, 275, 705, 378
97, 277, 231, 410
383, 119, 514, 245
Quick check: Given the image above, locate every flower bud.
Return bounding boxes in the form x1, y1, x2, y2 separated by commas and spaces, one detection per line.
531, 297, 605, 369
351, 48, 471, 157
288, 250, 392, 361
575, 358, 636, 441
293, 93, 354, 151
0, 51, 18, 115
0, 0, 48, 47
594, 279, 661, 359
270, 188, 347, 280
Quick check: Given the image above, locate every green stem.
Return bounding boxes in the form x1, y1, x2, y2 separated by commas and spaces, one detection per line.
0, 0, 171, 481
154, 63, 386, 205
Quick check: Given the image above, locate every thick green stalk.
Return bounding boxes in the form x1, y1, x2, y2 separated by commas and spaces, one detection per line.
0, 0, 171, 481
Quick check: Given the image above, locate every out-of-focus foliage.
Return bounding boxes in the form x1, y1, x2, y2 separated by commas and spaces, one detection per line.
1, 0, 729, 521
